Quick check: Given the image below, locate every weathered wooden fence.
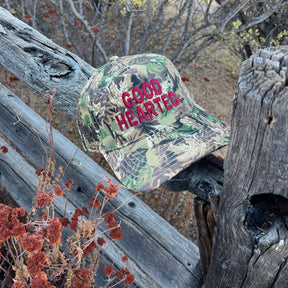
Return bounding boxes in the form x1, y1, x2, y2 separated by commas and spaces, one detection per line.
205, 47, 288, 288
0, 6, 287, 288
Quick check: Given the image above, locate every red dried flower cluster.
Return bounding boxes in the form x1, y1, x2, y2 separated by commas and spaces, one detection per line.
9, 76, 20, 83
89, 196, 101, 208
110, 227, 124, 240
103, 211, 124, 240
30, 276, 56, 288
104, 212, 115, 223
35, 168, 46, 177
70, 207, 87, 231
70, 217, 78, 231
12, 281, 25, 288
0, 203, 13, 219
0, 145, 8, 153
95, 182, 104, 192
66, 44, 73, 50
0, 205, 26, 243
27, 251, 47, 276
103, 264, 114, 276
83, 240, 96, 256
181, 77, 189, 82
97, 237, 106, 247
19, 232, 44, 253
104, 264, 135, 286
115, 267, 134, 285
0, 173, 131, 287
47, 218, 62, 246
35, 191, 54, 208
71, 268, 90, 288
122, 255, 128, 263
104, 183, 118, 199
65, 179, 74, 192
107, 219, 118, 229
123, 273, 135, 285
54, 185, 63, 196
59, 217, 70, 227
48, 9, 57, 14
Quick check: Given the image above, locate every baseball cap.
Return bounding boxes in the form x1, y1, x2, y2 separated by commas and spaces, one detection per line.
77, 54, 229, 191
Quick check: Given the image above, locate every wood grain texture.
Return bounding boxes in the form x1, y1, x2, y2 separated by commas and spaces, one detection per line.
0, 84, 202, 288
194, 198, 215, 282
0, 7, 95, 119
163, 155, 224, 204
205, 47, 288, 287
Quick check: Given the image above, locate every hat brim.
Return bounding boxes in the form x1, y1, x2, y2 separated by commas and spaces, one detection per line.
102, 104, 229, 192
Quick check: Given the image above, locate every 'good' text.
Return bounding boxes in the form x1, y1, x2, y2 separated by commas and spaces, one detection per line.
115, 79, 182, 131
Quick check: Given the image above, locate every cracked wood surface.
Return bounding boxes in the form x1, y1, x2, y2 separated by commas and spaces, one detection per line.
205, 47, 288, 287
0, 7, 95, 119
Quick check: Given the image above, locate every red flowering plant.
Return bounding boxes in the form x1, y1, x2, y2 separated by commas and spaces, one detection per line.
0, 90, 135, 287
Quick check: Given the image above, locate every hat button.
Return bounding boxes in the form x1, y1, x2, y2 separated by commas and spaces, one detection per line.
110, 56, 119, 61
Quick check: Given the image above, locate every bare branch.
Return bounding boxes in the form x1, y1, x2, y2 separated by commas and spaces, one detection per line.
172, 22, 209, 63
135, 0, 167, 53
124, 12, 133, 55
66, 0, 108, 63
32, 0, 38, 28
177, 37, 216, 72
213, 0, 249, 33
159, 0, 191, 53
4, 0, 11, 10
56, 0, 71, 45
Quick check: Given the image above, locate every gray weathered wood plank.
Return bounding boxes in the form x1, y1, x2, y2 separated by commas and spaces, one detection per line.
0, 7, 95, 120
205, 47, 288, 287
194, 198, 215, 282
0, 84, 202, 288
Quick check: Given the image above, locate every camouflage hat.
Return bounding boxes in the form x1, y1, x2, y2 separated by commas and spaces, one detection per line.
77, 54, 229, 191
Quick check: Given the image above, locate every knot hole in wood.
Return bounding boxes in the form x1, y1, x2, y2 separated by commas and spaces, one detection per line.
244, 194, 288, 243
128, 201, 136, 208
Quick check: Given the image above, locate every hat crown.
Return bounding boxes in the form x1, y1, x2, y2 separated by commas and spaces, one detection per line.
78, 54, 194, 152
77, 53, 229, 191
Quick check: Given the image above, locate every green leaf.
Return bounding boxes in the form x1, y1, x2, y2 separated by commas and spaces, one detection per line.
84, 114, 91, 126
170, 124, 198, 136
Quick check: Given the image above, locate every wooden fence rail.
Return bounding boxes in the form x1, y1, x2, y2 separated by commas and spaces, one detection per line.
0, 81, 203, 287
205, 46, 288, 287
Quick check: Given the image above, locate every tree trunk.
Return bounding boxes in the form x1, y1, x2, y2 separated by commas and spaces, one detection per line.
205, 47, 288, 287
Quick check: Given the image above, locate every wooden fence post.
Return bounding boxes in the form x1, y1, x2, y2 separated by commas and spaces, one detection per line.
205, 47, 288, 287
